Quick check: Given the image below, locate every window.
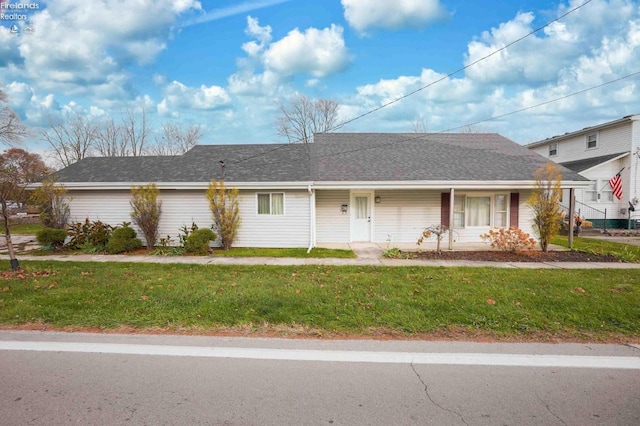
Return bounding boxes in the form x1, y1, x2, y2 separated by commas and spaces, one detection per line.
257, 193, 284, 215
586, 133, 597, 149
453, 195, 465, 228
494, 195, 508, 227
549, 142, 558, 157
453, 194, 508, 228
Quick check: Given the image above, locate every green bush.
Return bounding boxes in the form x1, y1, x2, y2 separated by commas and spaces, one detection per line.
36, 228, 67, 248
184, 228, 217, 255
106, 224, 142, 254
67, 219, 114, 250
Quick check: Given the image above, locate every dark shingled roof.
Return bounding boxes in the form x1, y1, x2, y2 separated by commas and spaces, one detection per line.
53, 133, 588, 183
559, 152, 628, 173
312, 133, 587, 182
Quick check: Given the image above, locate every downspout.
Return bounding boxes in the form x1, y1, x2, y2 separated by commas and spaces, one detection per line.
307, 184, 315, 253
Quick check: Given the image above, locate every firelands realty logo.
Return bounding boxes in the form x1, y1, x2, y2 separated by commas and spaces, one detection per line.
1, 1, 39, 21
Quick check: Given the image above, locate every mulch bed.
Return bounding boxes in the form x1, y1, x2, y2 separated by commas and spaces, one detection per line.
410, 250, 624, 262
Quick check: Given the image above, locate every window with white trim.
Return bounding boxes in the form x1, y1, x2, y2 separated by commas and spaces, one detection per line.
586, 133, 597, 149
452, 194, 509, 228
549, 142, 558, 157
585, 181, 598, 202
257, 193, 284, 215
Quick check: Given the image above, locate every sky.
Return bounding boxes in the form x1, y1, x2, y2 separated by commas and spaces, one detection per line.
0, 0, 639, 159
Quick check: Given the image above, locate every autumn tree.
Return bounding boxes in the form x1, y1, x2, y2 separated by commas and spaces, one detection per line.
130, 183, 162, 249
277, 94, 340, 143
0, 89, 27, 147
33, 178, 70, 229
206, 180, 240, 250
527, 163, 563, 252
0, 149, 48, 270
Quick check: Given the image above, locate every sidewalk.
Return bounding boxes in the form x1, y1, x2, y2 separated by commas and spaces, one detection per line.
3, 242, 640, 269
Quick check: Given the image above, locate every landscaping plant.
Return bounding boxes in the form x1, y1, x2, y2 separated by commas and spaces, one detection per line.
106, 223, 142, 254
36, 228, 67, 249
130, 183, 162, 249
527, 163, 563, 252
480, 227, 537, 252
66, 218, 114, 251
206, 180, 240, 250
33, 178, 70, 229
184, 228, 217, 255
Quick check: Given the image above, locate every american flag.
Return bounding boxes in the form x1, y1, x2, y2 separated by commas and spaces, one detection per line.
609, 172, 623, 200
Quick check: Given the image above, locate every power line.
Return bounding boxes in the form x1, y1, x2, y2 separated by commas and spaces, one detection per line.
230, 0, 594, 166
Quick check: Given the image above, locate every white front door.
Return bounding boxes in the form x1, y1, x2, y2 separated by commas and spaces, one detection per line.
352, 193, 372, 241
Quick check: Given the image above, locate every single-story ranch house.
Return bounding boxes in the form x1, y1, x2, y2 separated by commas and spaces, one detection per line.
50, 133, 589, 249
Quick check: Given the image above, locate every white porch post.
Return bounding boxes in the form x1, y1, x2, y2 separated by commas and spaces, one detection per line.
568, 188, 575, 249
449, 188, 454, 250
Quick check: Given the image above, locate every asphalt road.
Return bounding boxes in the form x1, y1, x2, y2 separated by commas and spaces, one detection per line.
1, 331, 639, 425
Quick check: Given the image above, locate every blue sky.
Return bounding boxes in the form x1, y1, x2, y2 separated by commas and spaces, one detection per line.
1, 0, 639, 160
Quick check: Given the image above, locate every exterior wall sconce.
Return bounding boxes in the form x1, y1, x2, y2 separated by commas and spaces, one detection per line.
341, 204, 348, 214
375, 196, 381, 204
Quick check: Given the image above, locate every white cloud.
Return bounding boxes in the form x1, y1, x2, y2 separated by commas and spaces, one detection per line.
158, 80, 231, 116
342, 0, 449, 34
229, 17, 350, 96
264, 24, 349, 77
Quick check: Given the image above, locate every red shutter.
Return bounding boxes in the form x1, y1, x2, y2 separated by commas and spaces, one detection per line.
510, 193, 519, 228
441, 192, 450, 228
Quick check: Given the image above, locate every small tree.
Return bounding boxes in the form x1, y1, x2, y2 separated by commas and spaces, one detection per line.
0, 149, 48, 270
206, 180, 240, 250
417, 224, 448, 253
130, 183, 162, 249
527, 163, 563, 252
33, 178, 70, 229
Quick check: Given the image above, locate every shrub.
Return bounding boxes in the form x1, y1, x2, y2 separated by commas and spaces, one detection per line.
206, 180, 240, 250
178, 222, 199, 247
106, 223, 142, 254
480, 227, 537, 252
184, 228, 217, 255
32, 178, 70, 229
130, 183, 162, 249
527, 163, 563, 252
417, 224, 448, 253
36, 227, 67, 248
67, 219, 114, 250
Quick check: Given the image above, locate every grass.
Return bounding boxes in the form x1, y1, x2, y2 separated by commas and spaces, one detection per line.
1, 260, 638, 341
0, 222, 44, 235
553, 235, 640, 262
211, 247, 356, 258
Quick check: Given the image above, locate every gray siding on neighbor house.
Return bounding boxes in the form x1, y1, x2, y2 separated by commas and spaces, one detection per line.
315, 190, 350, 243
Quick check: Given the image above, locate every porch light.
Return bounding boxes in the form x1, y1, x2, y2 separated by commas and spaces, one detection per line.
341, 204, 348, 214
375, 196, 381, 204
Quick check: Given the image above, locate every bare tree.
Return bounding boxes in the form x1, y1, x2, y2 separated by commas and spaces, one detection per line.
459, 123, 490, 133
412, 117, 429, 133
0, 90, 27, 147
277, 94, 339, 143
149, 123, 202, 156
95, 118, 128, 157
121, 103, 151, 156
42, 113, 97, 168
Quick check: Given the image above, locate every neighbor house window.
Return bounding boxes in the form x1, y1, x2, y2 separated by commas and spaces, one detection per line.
257, 193, 284, 215
585, 181, 598, 202
454, 194, 509, 228
549, 142, 558, 157
586, 133, 597, 149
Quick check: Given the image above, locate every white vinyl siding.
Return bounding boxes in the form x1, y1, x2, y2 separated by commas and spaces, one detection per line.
373, 190, 439, 244
67, 189, 310, 248
315, 190, 350, 243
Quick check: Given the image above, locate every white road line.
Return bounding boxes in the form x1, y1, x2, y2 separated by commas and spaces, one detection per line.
1, 341, 639, 369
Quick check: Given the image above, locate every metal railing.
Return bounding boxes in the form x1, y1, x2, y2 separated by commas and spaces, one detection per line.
560, 200, 608, 233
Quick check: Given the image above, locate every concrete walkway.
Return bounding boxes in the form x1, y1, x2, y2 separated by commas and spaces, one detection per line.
2, 243, 640, 269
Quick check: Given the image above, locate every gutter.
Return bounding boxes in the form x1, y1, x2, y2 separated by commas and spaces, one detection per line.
307, 184, 315, 253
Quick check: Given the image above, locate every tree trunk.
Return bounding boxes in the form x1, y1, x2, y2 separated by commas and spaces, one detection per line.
1, 203, 19, 271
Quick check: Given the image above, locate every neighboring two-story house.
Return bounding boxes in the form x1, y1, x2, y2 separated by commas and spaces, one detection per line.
527, 114, 640, 229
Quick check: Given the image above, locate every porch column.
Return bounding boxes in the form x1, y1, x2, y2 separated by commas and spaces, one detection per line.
449, 188, 454, 250
568, 188, 575, 249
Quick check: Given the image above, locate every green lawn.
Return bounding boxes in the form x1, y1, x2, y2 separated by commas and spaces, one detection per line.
553, 235, 640, 262
0, 222, 44, 235
1, 260, 638, 341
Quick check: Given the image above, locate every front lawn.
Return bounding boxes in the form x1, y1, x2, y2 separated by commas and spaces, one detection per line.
553, 235, 640, 262
0, 222, 44, 235
1, 261, 638, 341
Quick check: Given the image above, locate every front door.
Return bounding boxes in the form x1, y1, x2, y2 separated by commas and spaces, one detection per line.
352, 193, 372, 241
